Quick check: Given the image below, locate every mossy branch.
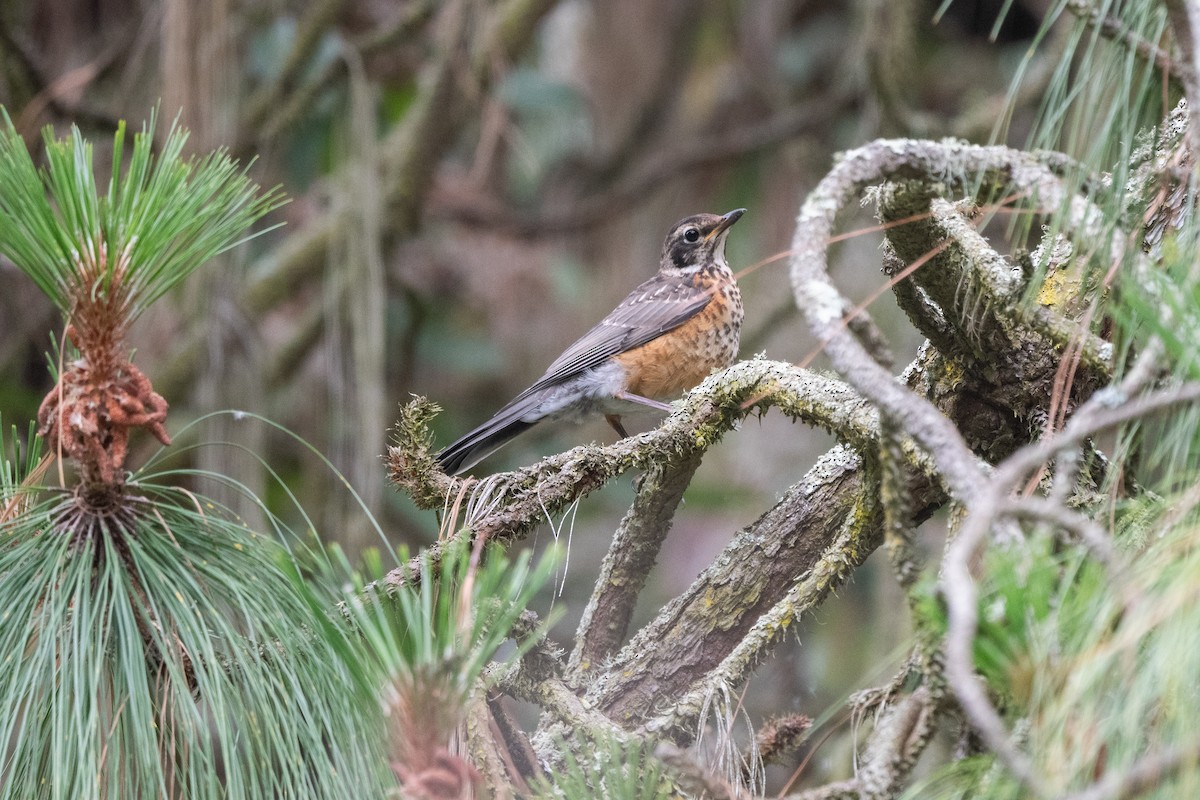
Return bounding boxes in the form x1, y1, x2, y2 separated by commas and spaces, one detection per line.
789, 139, 1142, 503
565, 447, 704, 686
388, 357, 882, 528
639, 474, 882, 739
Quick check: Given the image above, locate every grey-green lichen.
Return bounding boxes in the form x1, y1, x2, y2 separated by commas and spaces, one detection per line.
643, 469, 880, 739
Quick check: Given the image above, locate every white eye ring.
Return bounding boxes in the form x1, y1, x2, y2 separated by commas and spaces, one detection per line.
683, 228, 700, 243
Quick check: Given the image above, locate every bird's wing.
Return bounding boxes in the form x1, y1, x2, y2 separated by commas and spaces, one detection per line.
517, 273, 713, 399
436, 274, 710, 473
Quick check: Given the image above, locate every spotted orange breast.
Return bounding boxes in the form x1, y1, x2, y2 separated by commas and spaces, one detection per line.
613, 269, 743, 400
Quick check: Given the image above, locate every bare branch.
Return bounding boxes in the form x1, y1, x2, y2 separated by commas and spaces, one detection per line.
1067, 740, 1200, 800
1068, 0, 1181, 81
1164, 1, 1200, 175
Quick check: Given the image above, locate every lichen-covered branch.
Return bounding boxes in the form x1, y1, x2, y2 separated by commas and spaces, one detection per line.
576, 438, 938, 734
464, 693, 518, 800
496, 626, 634, 750
385, 359, 885, 593
788, 139, 1139, 502
925, 198, 1110, 373
566, 448, 704, 685
389, 124, 1188, 796
637, 474, 881, 738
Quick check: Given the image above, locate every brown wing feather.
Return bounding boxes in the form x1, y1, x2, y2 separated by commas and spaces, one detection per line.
514, 273, 711, 399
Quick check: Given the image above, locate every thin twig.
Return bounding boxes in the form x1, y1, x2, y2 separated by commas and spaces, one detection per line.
1163, 0, 1200, 175
1068, 0, 1180, 80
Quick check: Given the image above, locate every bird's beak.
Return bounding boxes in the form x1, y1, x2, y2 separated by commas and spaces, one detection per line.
705, 208, 746, 241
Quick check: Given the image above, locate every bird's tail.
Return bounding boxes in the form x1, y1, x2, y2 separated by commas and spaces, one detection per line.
435, 395, 541, 475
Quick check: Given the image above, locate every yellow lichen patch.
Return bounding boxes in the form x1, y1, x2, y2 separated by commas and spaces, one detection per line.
938, 357, 966, 388
1037, 263, 1085, 313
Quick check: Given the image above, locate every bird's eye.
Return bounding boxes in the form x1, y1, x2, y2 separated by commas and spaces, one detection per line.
683, 228, 701, 243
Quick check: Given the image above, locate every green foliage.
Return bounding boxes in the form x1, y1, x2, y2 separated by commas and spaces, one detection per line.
1119, 266, 1200, 380
916, 509, 1200, 797
902, 755, 1018, 800
338, 537, 559, 701
0, 466, 391, 799
1022, 511, 1200, 797
915, 533, 1098, 716
0, 109, 285, 319
527, 734, 675, 800
1026, 0, 1169, 164
326, 538, 558, 792
1001, 0, 1171, 301
0, 415, 42, 490
970, 537, 1072, 703
1111, 255, 1200, 494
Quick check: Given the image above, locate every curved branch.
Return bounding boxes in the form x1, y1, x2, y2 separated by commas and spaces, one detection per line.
788, 139, 1140, 503
389, 358, 880, 520
942, 354, 1200, 795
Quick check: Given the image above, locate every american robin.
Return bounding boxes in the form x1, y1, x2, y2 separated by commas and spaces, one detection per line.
436, 208, 746, 474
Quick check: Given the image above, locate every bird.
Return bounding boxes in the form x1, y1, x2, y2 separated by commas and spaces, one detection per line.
436, 208, 746, 474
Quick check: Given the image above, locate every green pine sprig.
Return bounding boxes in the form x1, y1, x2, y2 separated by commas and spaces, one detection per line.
0, 109, 285, 321
0, 476, 391, 800
342, 538, 560, 705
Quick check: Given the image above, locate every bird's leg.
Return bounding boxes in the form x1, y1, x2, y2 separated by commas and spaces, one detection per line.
606, 393, 673, 436
605, 414, 629, 437
614, 391, 673, 412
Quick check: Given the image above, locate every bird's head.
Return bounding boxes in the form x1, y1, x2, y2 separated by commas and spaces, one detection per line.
660, 208, 745, 274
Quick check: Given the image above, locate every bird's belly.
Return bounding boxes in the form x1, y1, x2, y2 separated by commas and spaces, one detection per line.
615, 287, 742, 400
